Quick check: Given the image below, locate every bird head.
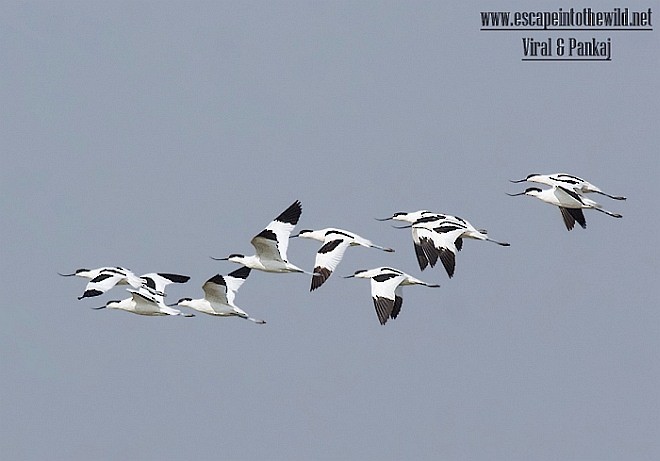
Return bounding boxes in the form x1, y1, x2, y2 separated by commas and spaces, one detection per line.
507, 187, 543, 197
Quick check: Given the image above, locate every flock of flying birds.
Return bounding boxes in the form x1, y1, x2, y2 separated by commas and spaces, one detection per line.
61, 173, 626, 325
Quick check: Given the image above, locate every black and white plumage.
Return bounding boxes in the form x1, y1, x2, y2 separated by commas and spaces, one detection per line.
62, 266, 190, 300
175, 267, 265, 324
411, 220, 469, 278
59, 266, 144, 299
58, 266, 131, 280
378, 210, 509, 277
376, 210, 444, 224
410, 216, 509, 277
139, 273, 191, 297
510, 173, 626, 200
345, 267, 439, 325
92, 287, 194, 317
212, 200, 312, 274
507, 186, 623, 231
291, 227, 394, 291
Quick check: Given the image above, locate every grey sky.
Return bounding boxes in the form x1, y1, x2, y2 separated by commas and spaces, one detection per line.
2, 2, 659, 460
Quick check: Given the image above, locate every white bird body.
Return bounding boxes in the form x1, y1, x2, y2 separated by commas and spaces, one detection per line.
411, 222, 468, 277
59, 266, 145, 299
378, 210, 492, 242
95, 289, 193, 317
139, 273, 191, 297
77, 270, 144, 299
379, 211, 509, 277
511, 173, 626, 200
292, 227, 394, 291
176, 267, 265, 323
345, 267, 439, 325
58, 266, 132, 280
410, 213, 508, 245
376, 210, 444, 224
508, 186, 623, 230
213, 200, 311, 274
65, 267, 189, 300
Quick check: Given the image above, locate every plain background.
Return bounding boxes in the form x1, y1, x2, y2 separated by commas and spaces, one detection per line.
2, 2, 658, 460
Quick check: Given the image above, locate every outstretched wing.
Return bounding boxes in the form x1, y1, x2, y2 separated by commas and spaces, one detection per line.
559, 207, 586, 231
251, 200, 302, 262
412, 223, 464, 278
370, 272, 405, 325
128, 290, 163, 315
223, 266, 251, 305
202, 274, 230, 306
411, 227, 438, 270
78, 272, 126, 299
311, 236, 351, 291
140, 273, 190, 297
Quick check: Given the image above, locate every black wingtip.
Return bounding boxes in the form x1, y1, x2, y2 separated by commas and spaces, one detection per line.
310, 267, 331, 291
78, 289, 103, 300
439, 249, 455, 278
275, 200, 303, 226
157, 273, 191, 284
228, 266, 251, 280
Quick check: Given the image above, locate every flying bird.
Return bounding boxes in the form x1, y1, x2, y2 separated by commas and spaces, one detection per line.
507, 186, 623, 230
291, 227, 394, 291
60, 266, 144, 299
63, 267, 190, 300
212, 200, 315, 275
409, 219, 473, 278
175, 267, 265, 324
378, 211, 509, 276
345, 267, 439, 325
375, 210, 445, 224
59, 266, 139, 282
92, 289, 194, 317
510, 173, 626, 200
139, 273, 191, 297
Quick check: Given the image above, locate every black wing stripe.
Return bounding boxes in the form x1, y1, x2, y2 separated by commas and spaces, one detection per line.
318, 239, 343, 254
433, 225, 464, 233
414, 215, 442, 224
373, 273, 398, 283
90, 273, 114, 283
558, 185, 585, 204
326, 230, 353, 239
